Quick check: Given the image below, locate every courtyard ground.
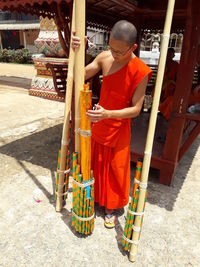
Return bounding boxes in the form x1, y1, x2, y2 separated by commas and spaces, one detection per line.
0, 63, 199, 267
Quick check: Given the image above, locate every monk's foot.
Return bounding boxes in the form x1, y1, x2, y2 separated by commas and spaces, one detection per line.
104, 208, 116, 229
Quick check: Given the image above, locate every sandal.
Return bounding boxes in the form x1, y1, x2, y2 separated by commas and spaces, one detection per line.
104, 213, 116, 229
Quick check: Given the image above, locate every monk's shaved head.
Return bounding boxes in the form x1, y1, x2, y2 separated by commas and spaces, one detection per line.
111, 20, 137, 45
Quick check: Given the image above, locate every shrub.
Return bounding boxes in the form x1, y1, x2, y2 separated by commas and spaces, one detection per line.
0, 48, 32, 64
0, 49, 15, 62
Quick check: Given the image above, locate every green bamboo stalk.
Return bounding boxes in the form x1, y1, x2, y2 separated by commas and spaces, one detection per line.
126, 191, 139, 251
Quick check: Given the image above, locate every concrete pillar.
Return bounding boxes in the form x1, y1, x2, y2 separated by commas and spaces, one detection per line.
0, 31, 3, 50
23, 30, 27, 48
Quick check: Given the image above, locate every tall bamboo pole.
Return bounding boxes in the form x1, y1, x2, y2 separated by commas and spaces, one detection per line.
56, 0, 76, 212
129, 0, 176, 262
74, 0, 86, 160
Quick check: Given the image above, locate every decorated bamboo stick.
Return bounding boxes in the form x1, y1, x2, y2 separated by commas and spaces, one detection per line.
72, 152, 78, 228
90, 170, 95, 232
56, 0, 76, 212
122, 159, 143, 251
129, 0, 176, 262
64, 149, 70, 200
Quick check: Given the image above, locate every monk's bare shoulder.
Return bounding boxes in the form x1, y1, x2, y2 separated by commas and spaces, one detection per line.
95, 50, 112, 66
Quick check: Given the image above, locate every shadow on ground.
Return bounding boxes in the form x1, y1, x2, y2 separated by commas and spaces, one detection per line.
0, 124, 62, 209
0, 123, 63, 170
0, 76, 32, 89
0, 123, 199, 215
130, 134, 199, 211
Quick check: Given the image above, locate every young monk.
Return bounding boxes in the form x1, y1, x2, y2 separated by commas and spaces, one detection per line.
151, 48, 179, 102
159, 84, 200, 120
72, 20, 152, 228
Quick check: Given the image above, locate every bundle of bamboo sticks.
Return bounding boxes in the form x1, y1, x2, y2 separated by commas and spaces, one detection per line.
72, 83, 95, 235
122, 159, 147, 251
55, 0, 95, 235
72, 153, 94, 234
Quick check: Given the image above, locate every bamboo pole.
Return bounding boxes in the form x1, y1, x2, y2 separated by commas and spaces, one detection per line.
56, 0, 76, 212
129, 0, 176, 262
74, 0, 86, 160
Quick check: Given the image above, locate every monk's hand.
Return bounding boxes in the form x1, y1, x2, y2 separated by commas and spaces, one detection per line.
71, 32, 88, 50
86, 104, 109, 122
71, 32, 80, 50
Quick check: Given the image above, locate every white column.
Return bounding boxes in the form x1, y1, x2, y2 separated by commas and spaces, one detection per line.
0, 31, 3, 50
23, 30, 27, 48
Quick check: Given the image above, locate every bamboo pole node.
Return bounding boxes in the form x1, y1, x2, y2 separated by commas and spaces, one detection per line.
61, 140, 70, 146
72, 210, 94, 222
144, 151, 152, 156
122, 235, 139, 245
139, 182, 148, 189
55, 191, 68, 197
58, 184, 65, 189
134, 178, 140, 184
132, 225, 141, 232
77, 128, 92, 137
128, 210, 144, 216
73, 178, 95, 188
162, 33, 170, 38
57, 168, 70, 174
130, 252, 137, 257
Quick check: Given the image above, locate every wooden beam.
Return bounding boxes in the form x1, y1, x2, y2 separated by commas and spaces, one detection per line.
110, 0, 138, 12
143, 9, 187, 18
178, 122, 200, 161
92, 0, 109, 7
174, 113, 200, 121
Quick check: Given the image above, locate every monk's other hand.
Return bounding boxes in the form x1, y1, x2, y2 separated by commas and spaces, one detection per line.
71, 32, 80, 50
71, 32, 88, 50
86, 104, 109, 122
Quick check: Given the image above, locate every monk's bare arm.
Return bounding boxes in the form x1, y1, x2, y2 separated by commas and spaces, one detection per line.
72, 34, 102, 80
85, 53, 102, 81
86, 76, 148, 121
85, 51, 110, 80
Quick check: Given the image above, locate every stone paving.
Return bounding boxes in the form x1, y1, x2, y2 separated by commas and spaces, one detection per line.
0, 64, 200, 267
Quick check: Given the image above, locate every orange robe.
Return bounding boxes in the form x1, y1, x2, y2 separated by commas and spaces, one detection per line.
161, 61, 179, 101
159, 86, 200, 121
91, 57, 152, 209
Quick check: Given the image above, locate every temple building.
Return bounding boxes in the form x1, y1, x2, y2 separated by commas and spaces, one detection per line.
0, 10, 40, 52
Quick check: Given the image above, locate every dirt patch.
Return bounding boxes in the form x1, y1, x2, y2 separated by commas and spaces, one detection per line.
0, 81, 200, 266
